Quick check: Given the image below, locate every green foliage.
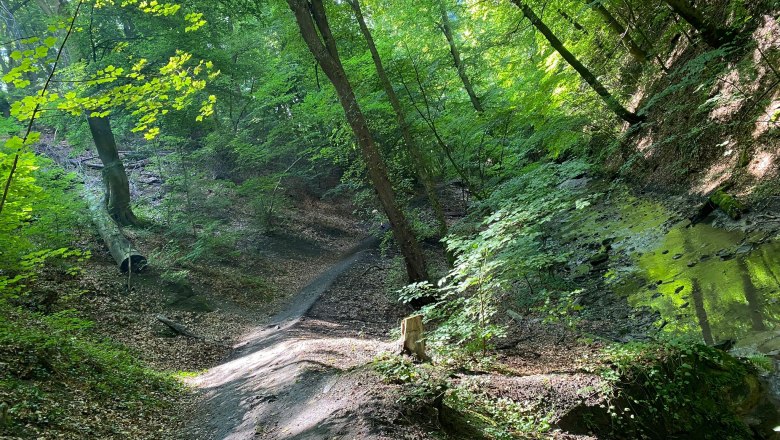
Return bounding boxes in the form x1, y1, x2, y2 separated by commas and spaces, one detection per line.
374, 353, 553, 439
593, 340, 756, 439
0, 154, 87, 289
0, 300, 181, 438
373, 353, 448, 407
405, 160, 589, 359
445, 380, 553, 439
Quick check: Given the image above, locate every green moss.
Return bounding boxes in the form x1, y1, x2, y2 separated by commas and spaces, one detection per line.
710, 190, 744, 220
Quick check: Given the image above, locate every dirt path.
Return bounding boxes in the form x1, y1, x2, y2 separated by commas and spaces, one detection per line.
183, 236, 412, 440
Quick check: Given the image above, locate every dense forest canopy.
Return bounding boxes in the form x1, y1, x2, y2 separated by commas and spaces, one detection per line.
1, 0, 779, 438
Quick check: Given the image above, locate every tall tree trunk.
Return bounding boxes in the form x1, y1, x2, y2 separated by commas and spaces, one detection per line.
438, 0, 483, 113
286, 0, 428, 283
348, 0, 447, 237
511, 0, 643, 125
662, 0, 733, 48
87, 115, 139, 226
585, 1, 647, 63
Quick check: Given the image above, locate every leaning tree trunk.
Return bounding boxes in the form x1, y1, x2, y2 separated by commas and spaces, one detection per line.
438, 0, 483, 113
287, 0, 429, 283
662, 0, 733, 48
585, 0, 647, 63
87, 114, 139, 226
348, 0, 448, 237
85, 189, 146, 273
511, 0, 643, 125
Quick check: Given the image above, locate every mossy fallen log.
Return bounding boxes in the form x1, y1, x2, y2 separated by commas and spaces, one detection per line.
85, 190, 146, 273
691, 189, 745, 224
709, 189, 744, 220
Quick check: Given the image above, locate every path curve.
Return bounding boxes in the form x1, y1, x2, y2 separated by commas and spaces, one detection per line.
183, 235, 395, 440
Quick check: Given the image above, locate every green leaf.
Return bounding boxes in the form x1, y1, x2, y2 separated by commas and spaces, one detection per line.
34, 45, 49, 58
5, 136, 24, 150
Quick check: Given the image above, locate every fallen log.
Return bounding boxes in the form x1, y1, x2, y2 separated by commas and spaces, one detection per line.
691, 189, 745, 225
155, 314, 203, 339
85, 190, 146, 273
400, 315, 430, 361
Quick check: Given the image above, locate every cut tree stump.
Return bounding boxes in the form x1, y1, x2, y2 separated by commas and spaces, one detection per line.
156, 315, 203, 340
85, 190, 146, 272
400, 315, 430, 361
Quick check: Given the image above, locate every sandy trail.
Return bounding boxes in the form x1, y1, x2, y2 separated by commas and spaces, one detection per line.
183, 236, 404, 440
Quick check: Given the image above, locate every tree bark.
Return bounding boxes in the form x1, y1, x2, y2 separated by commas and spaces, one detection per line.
287, 0, 428, 283
662, 0, 733, 48
585, 1, 647, 63
438, 0, 483, 113
511, 0, 643, 125
348, 0, 447, 237
85, 189, 145, 273
87, 114, 139, 226
400, 314, 430, 361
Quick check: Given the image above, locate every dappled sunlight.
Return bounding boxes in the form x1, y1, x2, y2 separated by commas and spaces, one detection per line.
709, 68, 748, 121
628, 83, 649, 113
753, 15, 780, 55
692, 154, 736, 195
664, 34, 690, 69
636, 134, 655, 158
186, 317, 394, 440
748, 150, 777, 179
753, 91, 780, 138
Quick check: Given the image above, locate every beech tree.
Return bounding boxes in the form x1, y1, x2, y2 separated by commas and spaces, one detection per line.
510, 0, 643, 125
585, 0, 647, 63
347, 0, 447, 237
437, 0, 483, 113
286, 0, 429, 283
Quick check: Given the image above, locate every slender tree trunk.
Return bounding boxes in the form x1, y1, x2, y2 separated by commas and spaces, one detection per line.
438, 0, 483, 113
585, 1, 647, 63
87, 115, 139, 226
286, 0, 428, 283
662, 0, 733, 48
348, 0, 447, 237
511, 0, 643, 125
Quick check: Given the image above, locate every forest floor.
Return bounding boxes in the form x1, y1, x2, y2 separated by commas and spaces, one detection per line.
11, 138, 780, 439
168, 175, 780, 439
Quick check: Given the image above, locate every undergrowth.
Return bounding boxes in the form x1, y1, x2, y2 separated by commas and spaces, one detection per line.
590, 339, 761, 439
0, 300, 182, 439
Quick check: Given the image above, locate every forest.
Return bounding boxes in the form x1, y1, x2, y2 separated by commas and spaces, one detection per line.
1, 0, 779, 438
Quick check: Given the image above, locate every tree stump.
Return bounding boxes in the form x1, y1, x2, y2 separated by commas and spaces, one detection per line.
400, 315, 430, 361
